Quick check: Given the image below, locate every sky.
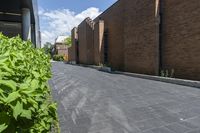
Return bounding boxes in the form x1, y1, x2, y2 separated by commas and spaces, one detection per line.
38, 0, 117, 46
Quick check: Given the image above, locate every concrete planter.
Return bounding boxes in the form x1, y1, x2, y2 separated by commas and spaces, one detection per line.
99, 67, 112, 72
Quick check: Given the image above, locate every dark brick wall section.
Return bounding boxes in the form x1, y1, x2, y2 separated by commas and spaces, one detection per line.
78, 18, 94, 65
94, 0, 125, 70
69, 27, 78, 62
86, 19, 95, 64
123, 0, 159, 75
78, 20, 87, 64
162, 0, 200, 80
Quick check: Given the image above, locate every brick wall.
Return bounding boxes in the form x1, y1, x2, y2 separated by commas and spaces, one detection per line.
94, 0, 125, 70
69, 27, 78, 63
55, 43, 68, 56
68, 47, 73, 61
94, 20, 104, 65
161, 0, 200, 80
86, 19, 95, 64
123, 0, 159, 75
78, 18, 94, 65
72, 0, 200, 80
78, 20, 87, 64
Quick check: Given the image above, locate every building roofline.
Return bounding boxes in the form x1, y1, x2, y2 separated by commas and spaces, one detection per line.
93, 0, 120, 21
78, 17, 91, 27
76, 0, 120, 28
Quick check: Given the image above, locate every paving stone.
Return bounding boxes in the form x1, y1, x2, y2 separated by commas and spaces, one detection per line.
127, 107, 157, 122
142, 130, 154, 133
165, 123, 190, 133
50, 63, 200, 133
159, 112, 182, 124
178, 107, 200, 120
185, 116, 200, 127
134, 118, 165, 131
150, 127, 175, 133
178, 121, 199, 130
187, 129, 200, 133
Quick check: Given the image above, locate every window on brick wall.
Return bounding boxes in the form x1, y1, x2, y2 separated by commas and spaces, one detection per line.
76, 40, 79, 63
104, 29, 109, 64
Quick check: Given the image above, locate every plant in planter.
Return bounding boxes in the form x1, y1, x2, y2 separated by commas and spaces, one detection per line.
160, 69, 175, 78
52, 55, 64, 61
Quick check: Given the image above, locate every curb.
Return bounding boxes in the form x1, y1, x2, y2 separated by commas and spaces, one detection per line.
114, 71, 200, 88
66, 63, 200, 88
68, 63, 112, 73
83, 65, 112, 73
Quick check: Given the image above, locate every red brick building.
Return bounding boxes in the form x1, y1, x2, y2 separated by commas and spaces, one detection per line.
70, 0, 200, 81
54, 36, 69, 56
77, 18, 95, 65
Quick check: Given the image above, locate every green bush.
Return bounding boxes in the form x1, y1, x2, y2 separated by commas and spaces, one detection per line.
160, 69, 175, 78
52, 55, 64, 61
0, 34, 59, 133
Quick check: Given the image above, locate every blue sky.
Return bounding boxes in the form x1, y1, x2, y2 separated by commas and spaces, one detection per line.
38, 0, 117, 13
38, 0, 117, 45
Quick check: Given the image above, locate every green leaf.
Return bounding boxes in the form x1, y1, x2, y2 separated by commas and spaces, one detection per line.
0, 124, 8, 132
0, 80, 17, 91
49, 103, 57, 112
5, 91, 20, 103
21, 110, 32, 120
0, 89, 3, 94
0, 65, 13, 73
22, 99, 27, 104
31, 79, 39, 90
20, 79, 39, 94
0, 56, 8, 64
41, 120, 46, 128
32, 71, 40, 78
27, 98, 38, 109
13, 101, 23, 120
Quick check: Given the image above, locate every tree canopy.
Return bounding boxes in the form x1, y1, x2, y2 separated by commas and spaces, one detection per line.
43, 42, 53, 55
65, 37, 72, 47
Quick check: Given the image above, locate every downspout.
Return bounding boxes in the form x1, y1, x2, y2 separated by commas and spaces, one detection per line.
158, 0, 163, 75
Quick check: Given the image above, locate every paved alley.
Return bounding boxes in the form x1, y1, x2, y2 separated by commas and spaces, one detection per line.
49, 62, 200, 133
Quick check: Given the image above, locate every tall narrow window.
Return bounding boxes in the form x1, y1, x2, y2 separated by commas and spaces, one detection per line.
76, 40, 79, 63
104, 30, 109, 64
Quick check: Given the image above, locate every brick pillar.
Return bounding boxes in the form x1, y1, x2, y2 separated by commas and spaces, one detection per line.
94, 20, 104, 65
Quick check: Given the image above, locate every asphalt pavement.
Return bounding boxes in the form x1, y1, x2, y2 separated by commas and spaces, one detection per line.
49, 62, 200, 133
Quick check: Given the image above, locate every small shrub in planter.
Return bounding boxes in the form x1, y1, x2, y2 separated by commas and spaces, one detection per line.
0, 34, 59, 133
160, 69, 175, 78
53, 55, 64, 61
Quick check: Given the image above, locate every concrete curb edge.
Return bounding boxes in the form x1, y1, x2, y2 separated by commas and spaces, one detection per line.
114, 71, 200, 88
65, 63, 200, 88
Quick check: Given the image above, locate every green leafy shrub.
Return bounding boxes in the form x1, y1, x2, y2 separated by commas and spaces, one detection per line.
0, 34, 59, 133
160, 69, 175, 78
53, 55, 64, 61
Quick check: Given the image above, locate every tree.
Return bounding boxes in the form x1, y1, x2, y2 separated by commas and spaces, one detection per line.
65, 37, 72, 47
43, 42, 53, 55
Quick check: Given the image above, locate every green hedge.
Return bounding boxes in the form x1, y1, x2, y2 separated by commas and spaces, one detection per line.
52, 55, 64, 61
0, 34, 59, 133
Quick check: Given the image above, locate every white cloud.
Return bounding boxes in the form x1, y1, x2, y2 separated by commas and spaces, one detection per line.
39, 7, 102, 46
